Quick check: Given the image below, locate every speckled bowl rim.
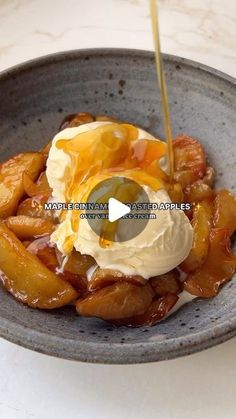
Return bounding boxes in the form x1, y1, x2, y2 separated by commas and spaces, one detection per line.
0, 48, 236, 364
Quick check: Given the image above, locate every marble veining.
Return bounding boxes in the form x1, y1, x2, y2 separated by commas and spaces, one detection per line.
0, 0, 235, 76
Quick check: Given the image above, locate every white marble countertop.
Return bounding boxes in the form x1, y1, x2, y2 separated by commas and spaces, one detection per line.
0, 1, 236, 418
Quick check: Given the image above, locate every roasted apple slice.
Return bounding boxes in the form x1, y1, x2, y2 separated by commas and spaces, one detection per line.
213, 189, 236, 236
167, 182, 184, 203
173, 134, 206, 185
184, 228, 236, 297
32, 244, 88, 294
202, 166, 215, 187
173, 170, 199, 188
180, 200, 213, 273
88, 268, 146, 291
0, 152, 45, 219
23, 171, 52, 197
113, 294, 178, 327
28, 239, 56, 262
184, 180, 214, 204
76, 282, 154, 320
59, 112, 94, 130
41, 141, 52, 156
150, 270, 182, 296
0, 224, 78, 308
6, 215, 55, 239
95, 115, 123, 123
64, 250, 95, 277
17, 194, 54, 221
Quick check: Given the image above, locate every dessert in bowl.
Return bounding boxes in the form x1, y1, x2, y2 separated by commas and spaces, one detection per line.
0, 110, 235, 327
0, 49, 236, 363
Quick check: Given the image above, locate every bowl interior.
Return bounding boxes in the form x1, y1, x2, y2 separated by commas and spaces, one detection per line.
0, 49, 236, 363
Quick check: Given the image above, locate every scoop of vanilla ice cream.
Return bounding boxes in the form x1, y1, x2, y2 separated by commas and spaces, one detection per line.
46, 121, 157, 202
46, 122, 193, 279
53, 188, 193, 279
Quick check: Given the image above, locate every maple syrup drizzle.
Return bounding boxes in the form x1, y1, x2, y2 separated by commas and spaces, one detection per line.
56, 124, 167, 251
150, 0, 174, 185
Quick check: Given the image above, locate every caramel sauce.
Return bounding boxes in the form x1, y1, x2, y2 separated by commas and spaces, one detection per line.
150, 0, 174, 185
57, 0, 176, 252
56, 123, 168, 251
55, 3, 176, 251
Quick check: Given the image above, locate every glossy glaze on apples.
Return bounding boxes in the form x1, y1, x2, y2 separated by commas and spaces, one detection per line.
0, 112, 235, 327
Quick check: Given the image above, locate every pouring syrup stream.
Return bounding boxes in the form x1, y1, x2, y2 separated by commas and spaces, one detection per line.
56, 1, 175, 252
150, 0, 174, 185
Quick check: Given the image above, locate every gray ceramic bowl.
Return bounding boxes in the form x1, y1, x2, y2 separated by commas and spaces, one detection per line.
0, 49, 235, 364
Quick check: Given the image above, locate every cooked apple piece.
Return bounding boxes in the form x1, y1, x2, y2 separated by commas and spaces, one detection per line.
59, 112, 94, 130
0, 224, 78, 308
64, 250, 95, 277
95, 115, 124, 123
76, 282, 154, 320
17, 194, 55, 221
41, 141, 52, 156
0, 152, 45, 219
33, 244, 88, 294
22, 240, 32, 247
173, 135, 206, 183
181, 201, 213, 273
113, 294, 178, 327
184, 180, 214, 203
184, 228, 236, 297
150, 270, 182, 296
202, 166, 215, 187
88, 268, 146, 291
29, 241, 58, 267
168, 182, 183, 203
23, 171, 52, 197
6, 215, 55, 239
173, 170, 200, 188
213, 189, 236, 236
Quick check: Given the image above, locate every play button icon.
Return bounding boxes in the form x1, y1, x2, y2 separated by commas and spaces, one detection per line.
85, 176, 151, 243
108, 198, 131, 222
